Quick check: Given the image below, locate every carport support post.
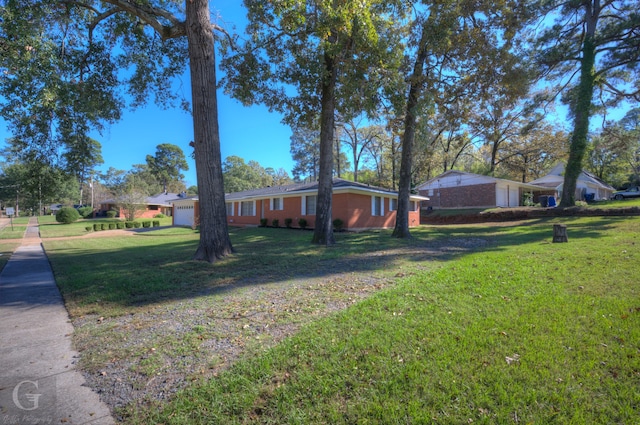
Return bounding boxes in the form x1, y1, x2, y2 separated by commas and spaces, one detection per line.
553, 224, 568, 243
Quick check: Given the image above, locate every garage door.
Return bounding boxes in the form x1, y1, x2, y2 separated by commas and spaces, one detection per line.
496, 187, 508, 207
509, 187, 519, 207
174, 204, 194, 227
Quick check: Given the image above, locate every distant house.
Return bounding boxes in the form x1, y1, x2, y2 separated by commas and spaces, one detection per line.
172, 178, 428, 231
528, 163, 615, 201
416, 170, 547, 209
99, 192, 188, 219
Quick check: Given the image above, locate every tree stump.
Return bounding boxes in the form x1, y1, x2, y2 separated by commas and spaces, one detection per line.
553, 224, 568, 243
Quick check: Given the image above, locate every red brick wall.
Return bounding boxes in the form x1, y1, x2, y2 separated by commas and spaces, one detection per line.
221, 192, 420, 230
420, 183, 496, 208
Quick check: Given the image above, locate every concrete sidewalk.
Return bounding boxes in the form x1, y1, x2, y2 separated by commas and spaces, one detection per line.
0, 217, 114, 424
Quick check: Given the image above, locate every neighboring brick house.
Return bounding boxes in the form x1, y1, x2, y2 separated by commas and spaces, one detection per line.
417, 170, 548, 209
172, 179, 428, 231
99, 192, 186, 219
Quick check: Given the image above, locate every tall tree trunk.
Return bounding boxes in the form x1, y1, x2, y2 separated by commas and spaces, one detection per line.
312, 49, 337, 246
393, 25, 429, 239
186, 0, 234, 261
560, 2, 599, 207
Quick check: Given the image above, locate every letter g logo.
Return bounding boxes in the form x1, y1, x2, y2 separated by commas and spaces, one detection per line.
12, 380, 41, 411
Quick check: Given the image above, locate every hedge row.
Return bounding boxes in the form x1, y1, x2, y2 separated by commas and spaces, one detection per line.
85, 220, 161, 232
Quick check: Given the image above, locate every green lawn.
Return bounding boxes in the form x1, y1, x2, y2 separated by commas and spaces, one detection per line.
38, 215, 174, 238
43, 217, 640, 424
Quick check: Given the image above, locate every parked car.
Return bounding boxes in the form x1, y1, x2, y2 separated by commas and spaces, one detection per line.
610, 186, 640, 200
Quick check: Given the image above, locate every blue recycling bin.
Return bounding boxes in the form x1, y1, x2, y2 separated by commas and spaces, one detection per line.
548, 196, 556, 207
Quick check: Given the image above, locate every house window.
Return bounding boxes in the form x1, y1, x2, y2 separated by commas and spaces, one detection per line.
226, 202, 234, 217
372, 196, 384, 216
389, 198, 398, 211
271, 197, 283, 211
302, 195, 316, 215
240, 201, 255, 216
410, 201, 417, 211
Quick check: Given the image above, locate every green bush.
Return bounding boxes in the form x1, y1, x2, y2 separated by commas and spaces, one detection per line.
133, 222, 141, 228
101, 223, 106, 230
78, 206, 94, 218
116, 222, 125, 229
152, 220, 160, 227
154, 213, 166, 218
55, 207, 80, 224
125, 221, 134, 228
106, 210, 117, 218
85, 226, 93, 232
284, 218, 293, 228
93, 223, 100, 231
108, 223, 116, 230
260, 218, 268, 227
142, 221, 151, 228
298, 218, 308, 229
272, 219, 279, 227
332, 218, 344, 231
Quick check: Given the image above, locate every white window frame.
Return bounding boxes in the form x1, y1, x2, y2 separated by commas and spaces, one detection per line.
301, 195, 317, 216
372, 196, 384, 216
270, 197, 283, 211
389, 198, 398, 211
226, 202, 234, 217
240, 200, 255, 216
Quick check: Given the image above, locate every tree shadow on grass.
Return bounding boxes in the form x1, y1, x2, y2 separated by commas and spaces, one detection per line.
42, 216, 631, 315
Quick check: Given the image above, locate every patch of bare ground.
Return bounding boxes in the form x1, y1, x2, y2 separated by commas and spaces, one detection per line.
73, 236, 489, 418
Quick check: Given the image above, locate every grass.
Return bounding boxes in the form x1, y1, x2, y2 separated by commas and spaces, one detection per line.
0, 225, 26, 239
38, 215, 174, 238
0, 241, 20, 270
42, 217, 640, 424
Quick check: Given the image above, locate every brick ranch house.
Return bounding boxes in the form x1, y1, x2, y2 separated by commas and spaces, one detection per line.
172, 178, 428, 231
98, 192, 186, 219
417, 170, 549, 209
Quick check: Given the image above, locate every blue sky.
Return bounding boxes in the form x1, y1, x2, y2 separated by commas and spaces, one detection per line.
0, 3, 294, 189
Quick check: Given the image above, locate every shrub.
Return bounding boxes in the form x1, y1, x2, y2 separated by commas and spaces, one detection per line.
108, 223, 116, 230
272, 219, 279, 227
101, 223, 106, 230
93, 223, 100, 231
260, 218, 268, 227
106, 210, 117, 218
133, 221, 141, 228
85, 226, 93, 232
152, 220, 160, 227
142, 221, 151, 228
55, 207, 80, 224
284, 218, 293, 228
154, 213, 166, 218
298, 218, 308, 229
78, 206, 94, 218
333, 218, 344, 231
116, 222, 125, 229
125, 221, 134, 228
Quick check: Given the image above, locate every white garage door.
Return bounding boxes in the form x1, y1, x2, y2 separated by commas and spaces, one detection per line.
496, 187, 508, 207
509, 187, 519, 207
174, 204, 194, 227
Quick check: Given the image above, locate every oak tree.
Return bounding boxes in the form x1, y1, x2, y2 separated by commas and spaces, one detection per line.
0, 0, 233, 262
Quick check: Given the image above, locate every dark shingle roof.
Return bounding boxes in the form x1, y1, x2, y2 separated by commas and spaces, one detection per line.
224, 178, 400, 201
